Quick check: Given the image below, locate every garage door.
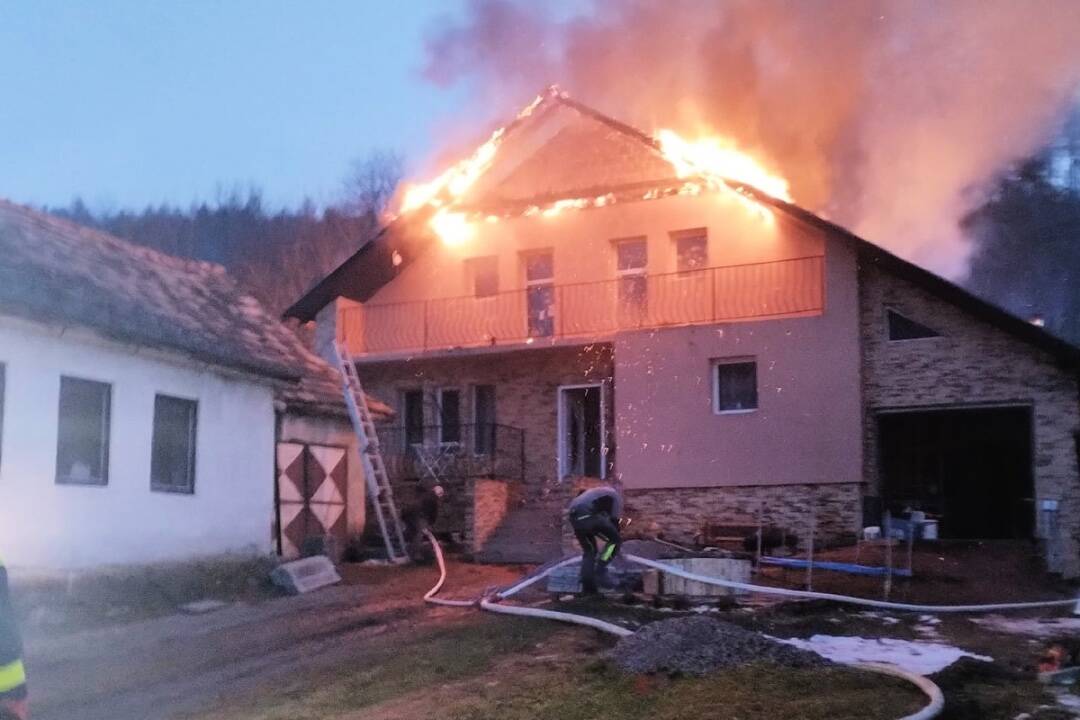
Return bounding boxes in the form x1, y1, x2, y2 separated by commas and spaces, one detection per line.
877, 406, 1034, 539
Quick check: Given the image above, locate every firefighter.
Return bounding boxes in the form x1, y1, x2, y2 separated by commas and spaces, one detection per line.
402, 484, 444, 561
0, 557, 27, 720
567, 485, 624, 595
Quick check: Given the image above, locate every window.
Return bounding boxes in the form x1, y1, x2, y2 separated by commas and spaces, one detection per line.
56, 376, 111, 485
673, 229, 708, 273
438, 389, 461, 444
615, 237, 648, 316
713, 360, 758, 413
403, 390, 424, 445
473, 384, 496, 454
524, 250, 555, 337
151, 395, 197, 494
466, 256, 499, 298
886, 309, 941, 341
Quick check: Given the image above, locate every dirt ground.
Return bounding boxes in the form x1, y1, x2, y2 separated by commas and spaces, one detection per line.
22, 551, 1080, 720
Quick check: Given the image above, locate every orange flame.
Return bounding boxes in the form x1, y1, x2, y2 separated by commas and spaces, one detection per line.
654, 129, 792, 202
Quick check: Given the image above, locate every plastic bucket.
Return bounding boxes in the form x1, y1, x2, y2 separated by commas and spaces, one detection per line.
921, 520, 939, 540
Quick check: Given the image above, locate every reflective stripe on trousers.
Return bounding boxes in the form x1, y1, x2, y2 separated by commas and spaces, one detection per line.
0, 658, 25, 695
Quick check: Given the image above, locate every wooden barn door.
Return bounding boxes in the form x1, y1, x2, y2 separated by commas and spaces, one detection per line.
275, 442, 348, 559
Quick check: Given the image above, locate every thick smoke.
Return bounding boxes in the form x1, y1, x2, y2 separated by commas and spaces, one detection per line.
424, 0, 1080, 277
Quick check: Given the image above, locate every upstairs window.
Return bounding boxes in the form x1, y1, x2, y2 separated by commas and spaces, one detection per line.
438, 388, 461, 444
151, 395, 197, 494
56, 376, 111, 485
466, 256, 499, 298
713, 360, 758, 413
615, 237, 648, 316
887, 309, 941, 341
673, 229, 708, 274
524, 250, 555, 337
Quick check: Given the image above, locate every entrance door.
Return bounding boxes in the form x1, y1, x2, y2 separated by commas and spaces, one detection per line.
276, 442, 348, 558
877, 406, 1034, 539
559, 385, 604, 479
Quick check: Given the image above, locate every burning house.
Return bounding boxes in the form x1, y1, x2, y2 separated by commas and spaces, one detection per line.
287, 88, 1080, 575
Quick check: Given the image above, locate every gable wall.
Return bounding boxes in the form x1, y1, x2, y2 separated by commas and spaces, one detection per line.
859, 262, 1080, 574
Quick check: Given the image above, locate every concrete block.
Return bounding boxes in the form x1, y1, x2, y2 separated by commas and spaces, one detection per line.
271, 556, 341, 594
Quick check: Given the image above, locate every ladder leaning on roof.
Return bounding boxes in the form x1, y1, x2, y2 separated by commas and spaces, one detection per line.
333, 340, 409, 564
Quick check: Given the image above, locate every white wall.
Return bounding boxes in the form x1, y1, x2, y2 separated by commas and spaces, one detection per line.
0, 317, 277, 569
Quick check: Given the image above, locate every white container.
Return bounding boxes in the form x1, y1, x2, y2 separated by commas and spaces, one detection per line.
921, 520, 939, 540
661, 557, 752, 597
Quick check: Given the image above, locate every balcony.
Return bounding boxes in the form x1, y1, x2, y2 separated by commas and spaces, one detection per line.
341, 255, 825, 357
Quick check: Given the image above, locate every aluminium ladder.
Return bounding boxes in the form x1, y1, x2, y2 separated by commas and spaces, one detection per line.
333, 340, 409, 563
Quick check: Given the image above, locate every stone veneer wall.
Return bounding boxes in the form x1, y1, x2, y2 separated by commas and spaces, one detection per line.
859, 260, 1080, 575
622, 483, 862, 551
466, 478, 520, 553
360, 344, 614, 498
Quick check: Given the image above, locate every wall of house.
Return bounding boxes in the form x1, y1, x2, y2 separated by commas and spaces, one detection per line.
612, 232, 864, 493
0, 317, 277, 569
859, 263, 1080, 575
366, 192, 823, 306
359, 344, 614, 497
277, 412, 366, 540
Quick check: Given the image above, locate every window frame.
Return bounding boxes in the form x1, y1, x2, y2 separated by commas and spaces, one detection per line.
465, 255, 499, 299
671, 228, 709, 275
55, 375, 112, 487
522, 248, 556, 337
472, 384, 496, 456
401, 389, 425, 446
712, 358, 759, 415
150, 393, 198, 495
437, 387, 462, 446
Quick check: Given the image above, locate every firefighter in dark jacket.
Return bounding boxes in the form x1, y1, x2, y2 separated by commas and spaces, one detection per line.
402, 484, 444, 561
567, 485, 624, 595
0, 557, 28, 720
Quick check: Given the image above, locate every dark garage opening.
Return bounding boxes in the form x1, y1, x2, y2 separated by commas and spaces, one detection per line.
877, 406, 1034, 539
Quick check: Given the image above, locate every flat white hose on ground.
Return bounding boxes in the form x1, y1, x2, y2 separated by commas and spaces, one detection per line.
420, 533, 942, 719
627, 554, 1078, 613
856, 663, 945, 720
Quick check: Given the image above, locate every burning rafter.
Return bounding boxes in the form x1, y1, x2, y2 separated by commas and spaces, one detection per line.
395, 86, 794, 245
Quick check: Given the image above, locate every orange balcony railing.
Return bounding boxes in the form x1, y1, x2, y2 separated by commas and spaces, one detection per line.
340, 255, 825, 356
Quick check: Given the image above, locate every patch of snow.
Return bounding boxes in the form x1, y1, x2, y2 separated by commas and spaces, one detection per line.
857, 611, 900, 625
972, 615, 1080, 639
776, 634, 992, 676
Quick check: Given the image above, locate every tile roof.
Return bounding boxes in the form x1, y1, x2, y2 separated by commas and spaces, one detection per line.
0, 199, 391, 417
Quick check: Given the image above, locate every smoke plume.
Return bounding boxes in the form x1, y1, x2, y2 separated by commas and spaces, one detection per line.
424, 0, 1080, 277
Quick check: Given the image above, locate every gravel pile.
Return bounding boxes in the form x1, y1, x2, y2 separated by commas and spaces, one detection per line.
610, 616, 828, 676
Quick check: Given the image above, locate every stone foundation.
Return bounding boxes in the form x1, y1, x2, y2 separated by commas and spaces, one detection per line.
623, 482, 864, 550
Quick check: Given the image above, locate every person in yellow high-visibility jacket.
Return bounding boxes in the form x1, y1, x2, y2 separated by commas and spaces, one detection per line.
0, 557, 27, 720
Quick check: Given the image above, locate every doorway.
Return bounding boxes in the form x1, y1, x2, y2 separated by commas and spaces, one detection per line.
558, 384, 604, 479
877, 406, 1034, 539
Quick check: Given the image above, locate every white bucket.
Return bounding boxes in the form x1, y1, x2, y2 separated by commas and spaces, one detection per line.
921, 520, 939, 540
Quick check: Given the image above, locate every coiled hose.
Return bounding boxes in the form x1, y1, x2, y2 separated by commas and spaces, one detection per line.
420, 531, 943, 718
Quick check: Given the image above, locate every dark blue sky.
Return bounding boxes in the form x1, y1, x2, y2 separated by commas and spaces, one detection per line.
0, 1, 496, 210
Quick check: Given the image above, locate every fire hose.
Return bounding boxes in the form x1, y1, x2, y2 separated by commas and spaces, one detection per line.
421, 531, 943, 719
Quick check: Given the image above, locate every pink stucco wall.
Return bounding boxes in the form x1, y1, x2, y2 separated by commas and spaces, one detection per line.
613, 231, 864, 489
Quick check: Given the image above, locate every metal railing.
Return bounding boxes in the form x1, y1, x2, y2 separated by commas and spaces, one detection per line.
341, 255, 824, 355
375, 423, 526, 483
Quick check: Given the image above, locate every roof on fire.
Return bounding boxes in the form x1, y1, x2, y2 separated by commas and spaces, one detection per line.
283, 90, 1079, 366
0, 199, 392, 417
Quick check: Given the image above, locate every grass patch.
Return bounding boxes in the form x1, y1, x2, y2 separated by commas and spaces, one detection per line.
187, 612, 927, 720
445, 664, 925, 720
